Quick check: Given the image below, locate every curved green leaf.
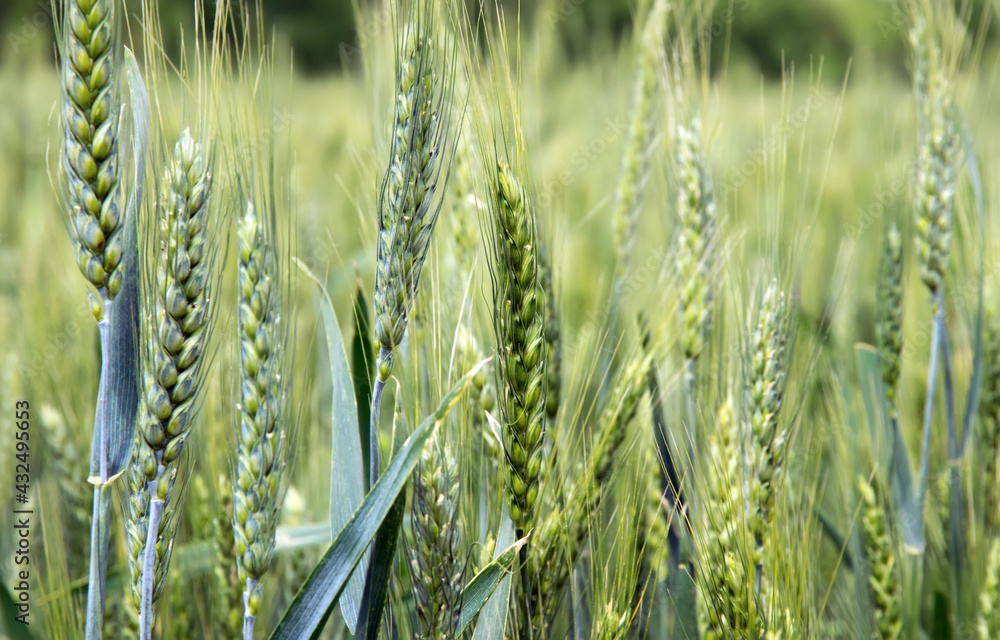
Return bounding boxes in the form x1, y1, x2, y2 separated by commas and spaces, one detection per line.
268, 359, 486, 640
298, 259, 366, 633
459, 527, 526, 635
471, 511, 515, 640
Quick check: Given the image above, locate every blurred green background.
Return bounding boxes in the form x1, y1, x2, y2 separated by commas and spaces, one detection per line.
1, 0, 994, 78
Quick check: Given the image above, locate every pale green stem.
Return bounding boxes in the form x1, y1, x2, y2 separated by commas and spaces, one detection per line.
140, 486, 163, 640
85, 300, 112, 640
244, 577, 259, 640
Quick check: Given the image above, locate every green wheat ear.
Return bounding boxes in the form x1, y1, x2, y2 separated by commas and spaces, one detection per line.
876, 221, 904, 418
858, 475, 903, 640
910, 18, 958, 305
233, 197, 294, 638
488, 158, 547, 536
60, 0, 122, 315
371, 3, 457, 485
745, 280, 793, 589
126, 129, 216, 632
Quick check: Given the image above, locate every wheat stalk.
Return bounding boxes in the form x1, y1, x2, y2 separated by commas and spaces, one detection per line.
538, 244, 562, 429
410, 434, 464, 637
371, 4, 457, 486
231, 197, 295, 639
699, 395, 759, 639
745, 281, 793, 592
910, 19, 958, 306
858, 475, 903, 640
675, 116, 716, 366
125, 129, 215, 638
876, 221, 904, 418
486, 158, 547, 537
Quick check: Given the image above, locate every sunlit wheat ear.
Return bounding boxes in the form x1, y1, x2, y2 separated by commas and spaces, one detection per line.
979, 538, 1000, 639
876, 221, 904, 418
371, 7, 456, 484
745, 280, 793, 588
675, 116, 716, 365
612, 0, 669, 297
486, 158, 547, 536
232, 198, 293, 638
410, 434, 463, 638
527, 351, 649, 629
699, 395, 756, 639
910, 19, 958, 305
60, 0, 122, 315
980, 300, 1000, 531
126, 129, 215, 633
857, 475, 903, 640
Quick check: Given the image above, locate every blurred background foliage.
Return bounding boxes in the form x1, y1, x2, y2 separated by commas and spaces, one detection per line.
1, 0, 995, 79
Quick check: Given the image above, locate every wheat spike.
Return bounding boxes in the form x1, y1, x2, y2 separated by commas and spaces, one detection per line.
126, 129, 215, 636
876, 221, 904, 417
745, 281, 793, 587
232, 198, 294, 638
487, 158, 547, 536
675, 116, 716, 364
910, 19, 958, 303
612, 0, 669, 296
371, 7, 456, 485
410, 434, 464, 638
59, 0, 122, 314
858, 475, 903, 640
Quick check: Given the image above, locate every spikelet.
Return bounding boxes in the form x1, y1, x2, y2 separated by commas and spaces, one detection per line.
745, 281, 793, 579
487, 159, 547, 535
876, 222, 904, 417
698, 396, 758, 639
410, 435, 464, 637
126, 129, 215, 629
233, 198, 294, 636
373, 10, 456, 382
612, 0, 669, 294
910, 19, 958, 303
858, 475, 903, 640
675, 116, 716, 364
59, 0, 123, 312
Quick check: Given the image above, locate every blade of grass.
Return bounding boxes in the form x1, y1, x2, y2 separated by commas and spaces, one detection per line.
268, 359, 485, 640
297, 259, 366, 633
458, 533, 528, 634
471, 511, 515, 640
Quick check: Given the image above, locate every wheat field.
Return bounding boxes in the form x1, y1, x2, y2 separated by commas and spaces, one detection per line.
2, 0, 1000, 639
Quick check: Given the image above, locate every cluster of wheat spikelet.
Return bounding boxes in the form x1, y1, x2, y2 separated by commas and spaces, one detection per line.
125, 129, 216, 636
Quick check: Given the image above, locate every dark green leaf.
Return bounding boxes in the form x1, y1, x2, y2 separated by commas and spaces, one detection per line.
352, 275, 375, 490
